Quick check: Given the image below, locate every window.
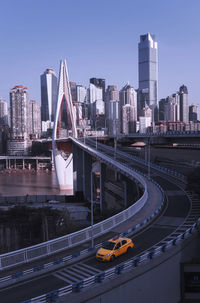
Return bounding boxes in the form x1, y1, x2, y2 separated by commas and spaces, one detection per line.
115, 242, 121, 250
122, 240, 127, 246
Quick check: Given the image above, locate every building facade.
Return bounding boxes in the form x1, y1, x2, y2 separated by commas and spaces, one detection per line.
122, 104, 136, 134
108, 100, 120, 136
40, 68, 57, 124
189, 105, 198, 122
0, 98, 8, 125
105, 85, 119, 133
120, 84, 137, 133
138, 33, 158, 120
9, 85, 29, 155
90, 78, 105, 101
179, 85, 189, 124
29, 100, 41, 139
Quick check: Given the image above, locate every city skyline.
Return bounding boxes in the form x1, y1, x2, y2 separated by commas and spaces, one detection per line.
0, 0, 200, 109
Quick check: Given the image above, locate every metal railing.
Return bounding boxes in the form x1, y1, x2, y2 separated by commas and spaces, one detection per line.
84, 138, 186, 181
20, 216, 200, 303
0, 140, 158, 271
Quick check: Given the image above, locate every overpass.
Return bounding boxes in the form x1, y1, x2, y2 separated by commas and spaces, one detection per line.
0, 138, 199, 303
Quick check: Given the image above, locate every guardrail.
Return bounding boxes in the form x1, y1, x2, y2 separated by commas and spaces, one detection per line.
84, 138, 186, 182
0, 191, 165, 286
20, 217, 200, 303
0, 195, 66, 204
111, 130, 200, 138
0, 140, 155, 271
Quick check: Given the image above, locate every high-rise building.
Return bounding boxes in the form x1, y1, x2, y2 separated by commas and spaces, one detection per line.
158, 98, 166, 121
164, 96, 179, 122
179, 85, 189, 124
139, 116, 151, 133
108, 100, 119, 136
29, 100, 41, 139
140, 105, 152, 118
8, 85, 29, 155
88, 82, 105, 129
76, 85, 87, 103
138, 33, 158, 120
0, 98, 8, 125
106, 85, 119, 102
70, 82, 77, 104
120, 84, 137, 133
105, 85, 119, 133
122, 104, 136, 135
40, 69, 57, 123
88, 83, 103, 104
90, 78, 105, 101
189, 105, 198, 122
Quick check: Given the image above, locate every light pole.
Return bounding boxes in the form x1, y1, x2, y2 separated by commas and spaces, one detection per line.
95, 120, 97, 150
90, 170, 94, 247
148, 137, 151, 180
83, 127, 86, 145
114, 119, 117, 159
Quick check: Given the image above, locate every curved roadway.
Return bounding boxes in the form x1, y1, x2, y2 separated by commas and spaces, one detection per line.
0, 139, 195, 303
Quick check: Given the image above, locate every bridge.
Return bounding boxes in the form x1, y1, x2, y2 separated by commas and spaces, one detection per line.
0, 61, 199, 303
0, 137, 199, 303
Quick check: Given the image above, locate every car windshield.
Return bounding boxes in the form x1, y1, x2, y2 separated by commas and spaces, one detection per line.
102, 241, 115, 250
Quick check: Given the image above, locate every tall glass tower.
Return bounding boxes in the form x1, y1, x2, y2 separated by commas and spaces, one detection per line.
40, 69, 57, 122
138, 33, 158, 119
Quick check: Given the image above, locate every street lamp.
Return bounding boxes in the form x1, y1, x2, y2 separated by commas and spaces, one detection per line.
83, 127, 86, 145
148, 137, 151, 180
114, 119, 117, 159
95, 120, 97, 150
90, 170, 94, 247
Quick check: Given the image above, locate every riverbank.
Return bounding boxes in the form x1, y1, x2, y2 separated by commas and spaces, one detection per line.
0, 170, 73, 196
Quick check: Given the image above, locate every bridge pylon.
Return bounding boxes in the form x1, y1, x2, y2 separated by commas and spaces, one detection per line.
52, 60, 77, 190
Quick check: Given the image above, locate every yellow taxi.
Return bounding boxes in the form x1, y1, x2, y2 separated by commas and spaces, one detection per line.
96, 237, 134, 262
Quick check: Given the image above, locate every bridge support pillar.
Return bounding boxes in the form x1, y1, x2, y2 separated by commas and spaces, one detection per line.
73, 144, 84, 193
83, 152, 92, 201
100, 163, 106, 214
36, 159, 39, 171
123, 180, 127, 209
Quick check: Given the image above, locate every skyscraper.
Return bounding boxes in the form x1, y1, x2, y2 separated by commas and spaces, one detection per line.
69, 82, 77, 104
108, 100, 119, 136
88, 82, 105, 129
9, 85, 29, 155
179, 85, 189, 124
189, 105, 198, 122
90, 78, 105, 101
0, 98, 8, 125
40, 69, 57, 123
29, 100, 41, 139
76, 85, 87, 103
105, 85, 119, 133
120, 84, 137, 133
122, 104, 135, 135
138, 33, 158, 119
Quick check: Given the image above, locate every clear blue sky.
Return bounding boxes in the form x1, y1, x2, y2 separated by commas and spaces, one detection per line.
0, 0, 200, 107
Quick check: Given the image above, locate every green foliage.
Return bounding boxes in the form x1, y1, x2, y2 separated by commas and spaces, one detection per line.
0, 205, 80, 252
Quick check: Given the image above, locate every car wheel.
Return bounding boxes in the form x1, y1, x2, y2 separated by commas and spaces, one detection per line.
110, 255, 115, 262
127, 246, 132, 253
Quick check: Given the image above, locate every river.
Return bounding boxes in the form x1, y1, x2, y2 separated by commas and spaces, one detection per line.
0, 171, 73, 196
